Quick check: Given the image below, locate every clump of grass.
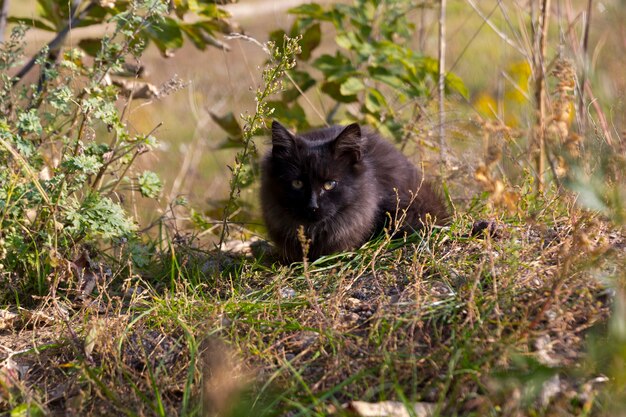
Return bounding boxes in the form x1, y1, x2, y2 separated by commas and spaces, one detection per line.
1, 182, 621, 416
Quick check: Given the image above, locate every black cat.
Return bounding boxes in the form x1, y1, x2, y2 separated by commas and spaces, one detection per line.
260, 121, 449, 263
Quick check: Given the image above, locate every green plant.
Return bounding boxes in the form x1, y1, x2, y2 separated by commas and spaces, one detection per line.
216, 34, 302, 246
213, 1, 467, 144
273, 0, 466, 141
207, 0, 467, 239
0, 1, 182, 301
10, 0, 235, 59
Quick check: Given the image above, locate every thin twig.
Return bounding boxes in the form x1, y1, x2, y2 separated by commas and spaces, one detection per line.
217, 36, 300, 250
106, 150, 141, 197
326, 102, 340, 125
465, 0, 527, 56
438, 0, 447, 166
562, 1, 614, 145
578, 0, 592, 134
284, 71, 328, 127
533, 0, 551, 193
0, 136, 51, 205
584, 84, 614, 146
32, 0, 81, 102
0, 0, 10, 43
495, 0, 528, 57
12, 1, 98, 86
447, 2, 500, 76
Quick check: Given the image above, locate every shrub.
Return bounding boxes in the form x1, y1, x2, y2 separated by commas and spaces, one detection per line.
0, 1, 181, 300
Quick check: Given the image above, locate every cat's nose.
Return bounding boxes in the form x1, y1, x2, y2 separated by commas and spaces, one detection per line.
308, 194, 319, 210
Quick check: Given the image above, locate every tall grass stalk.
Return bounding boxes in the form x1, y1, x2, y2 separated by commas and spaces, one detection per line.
218, 35, 302, 249
438, 0, 447, 166
532, 0, 551, 193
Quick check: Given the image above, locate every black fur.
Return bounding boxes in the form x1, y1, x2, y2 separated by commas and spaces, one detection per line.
260, 121, 449, 263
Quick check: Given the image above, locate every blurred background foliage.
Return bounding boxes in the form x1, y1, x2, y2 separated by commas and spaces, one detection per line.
1, 0, 624, 291
0, 0, 622, 275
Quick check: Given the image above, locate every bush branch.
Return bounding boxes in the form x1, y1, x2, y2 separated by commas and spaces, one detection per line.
0, 0, 10, 43
12, 1, 97, 86
438, 0, 447, 165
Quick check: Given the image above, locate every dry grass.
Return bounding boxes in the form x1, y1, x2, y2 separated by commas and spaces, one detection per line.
1, 196, 623, 415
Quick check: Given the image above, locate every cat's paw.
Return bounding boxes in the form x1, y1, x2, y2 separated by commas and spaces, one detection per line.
470, 220, 502, 238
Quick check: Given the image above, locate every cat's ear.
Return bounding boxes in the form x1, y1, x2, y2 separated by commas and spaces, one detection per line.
271, 121, 295, 158
332, 123, 362, 162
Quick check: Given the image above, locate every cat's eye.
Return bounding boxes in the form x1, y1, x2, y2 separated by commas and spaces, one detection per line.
291, 179, 304, 189
323, 180, 337, 191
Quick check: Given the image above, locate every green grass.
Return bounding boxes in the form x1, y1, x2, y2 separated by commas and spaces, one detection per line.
2, 189, 621, 415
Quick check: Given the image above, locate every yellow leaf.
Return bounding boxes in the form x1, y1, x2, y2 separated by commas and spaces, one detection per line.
474, 93, 498, 119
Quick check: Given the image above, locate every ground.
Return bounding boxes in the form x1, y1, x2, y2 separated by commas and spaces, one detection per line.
1, 202, 624, 415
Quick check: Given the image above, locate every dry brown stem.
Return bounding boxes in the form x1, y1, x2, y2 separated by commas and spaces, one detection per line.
532, 0, 552, 193
438, 0, 447, 166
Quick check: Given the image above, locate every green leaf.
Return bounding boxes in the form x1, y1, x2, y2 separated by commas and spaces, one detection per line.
74, 6, 109, 29
78, 38, 103, 57
63, 155, 103, 175
128, 239, 154, 268
445, 72, 469, 99
180, 24, 208, 50
334, 33, 352, 50
36, 0, 61, 29
197, 4, 231, 19
368, 66, 405, 90
337, 31, 373, 55
49, 85, 74, 112
34, 0, 109, 28
143, 17, 184, 56
299, 23, 321, 61
173, 0, 190, 18
266, 101, 309, 132
217, 139, 245, 150
10, 403, 45, 417
65, 193, 135, 240
194, 19, 227, 34
364, 88, 388, 114
12, 135, 36, 158
138, 171, 162, 199
289, 3, 328, 20
17, 109, 42, 135
420, 56, 440, 78
340, 77, 365, 96
321, 81, 357, 103
210, 111, 243, 138
313, 53, 356, 82
268, 29, 287, 52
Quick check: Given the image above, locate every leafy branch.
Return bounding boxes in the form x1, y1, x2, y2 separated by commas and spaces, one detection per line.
12, 0, 97, 86
218, 35, 302, 249
0, 0, 10, 43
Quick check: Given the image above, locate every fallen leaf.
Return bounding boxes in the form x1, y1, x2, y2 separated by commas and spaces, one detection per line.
345, 400, 435, 417
112, 79, 160, 99
0, 309, 18, 330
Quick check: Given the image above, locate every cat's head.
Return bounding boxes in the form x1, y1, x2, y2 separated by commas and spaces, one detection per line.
266, 121, 367, 223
